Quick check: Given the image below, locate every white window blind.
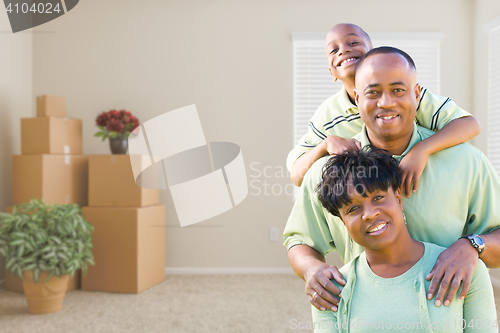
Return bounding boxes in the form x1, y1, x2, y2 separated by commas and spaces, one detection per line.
292, 33, 342, 149
487, 24, 500, 174
292, 32, 442, 149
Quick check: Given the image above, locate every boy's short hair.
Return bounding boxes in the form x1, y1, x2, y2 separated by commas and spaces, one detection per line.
355, 46, 416, 80
342, 23, 372, 44
316, 147, 402, 217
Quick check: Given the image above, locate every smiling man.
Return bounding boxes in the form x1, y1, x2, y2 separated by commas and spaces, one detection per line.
355, 48, 419, 152
283, 46, 500, 318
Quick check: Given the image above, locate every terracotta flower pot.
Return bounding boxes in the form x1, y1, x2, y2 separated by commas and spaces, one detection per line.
22, 270, 70, 314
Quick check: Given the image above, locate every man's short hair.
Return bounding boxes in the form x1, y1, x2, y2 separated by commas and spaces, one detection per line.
316, 147, 402, 218
355, 46, 416, 80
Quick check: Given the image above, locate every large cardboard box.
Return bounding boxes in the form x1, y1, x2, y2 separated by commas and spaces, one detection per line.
4, 270, 81, 293
36, 95, 66, 117
81, 205, 165, 293
12, 155, 88, 206
21, 117, 82, 154
89, 155, 159, 207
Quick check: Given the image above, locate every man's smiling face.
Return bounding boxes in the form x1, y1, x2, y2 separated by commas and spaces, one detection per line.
354, 52, 421, 142
325, 24, 372, 82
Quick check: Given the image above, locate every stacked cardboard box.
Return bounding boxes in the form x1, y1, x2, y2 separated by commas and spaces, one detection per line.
82, 155, 165, 294
5, 95, 87, 293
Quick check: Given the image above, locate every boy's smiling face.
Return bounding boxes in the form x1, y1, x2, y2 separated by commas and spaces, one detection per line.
325, 24, 372, 83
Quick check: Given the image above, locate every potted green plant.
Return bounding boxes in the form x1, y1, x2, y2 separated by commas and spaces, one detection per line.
94, 109, 140, 154
0, 199, 94, 314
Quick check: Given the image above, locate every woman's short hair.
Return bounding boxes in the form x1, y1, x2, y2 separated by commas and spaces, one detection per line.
316, 147, 402, 217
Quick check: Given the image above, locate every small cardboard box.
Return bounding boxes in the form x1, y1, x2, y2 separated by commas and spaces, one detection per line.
89, 155, 159, 207
12, 155, 89, 206
36, 95, 66, 117
21, 117, 82, 155
81, 205, 165, 294
4, 269, 81, 293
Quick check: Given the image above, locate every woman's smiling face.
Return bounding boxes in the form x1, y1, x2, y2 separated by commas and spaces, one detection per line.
339, 183, 405, 251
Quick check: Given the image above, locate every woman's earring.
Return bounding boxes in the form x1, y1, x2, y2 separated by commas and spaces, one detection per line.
403, 212, 407, 225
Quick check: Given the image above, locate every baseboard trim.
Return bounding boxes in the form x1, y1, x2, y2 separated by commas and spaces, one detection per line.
165, 267, 294, 275
490, 274, 500, 289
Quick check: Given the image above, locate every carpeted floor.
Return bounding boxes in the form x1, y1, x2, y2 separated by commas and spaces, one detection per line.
1, 276, 499, 333
0, 275, 315, 333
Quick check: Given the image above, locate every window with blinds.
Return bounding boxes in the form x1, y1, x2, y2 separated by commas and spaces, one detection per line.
487, 23, 500, 174
292, 32, 442, 150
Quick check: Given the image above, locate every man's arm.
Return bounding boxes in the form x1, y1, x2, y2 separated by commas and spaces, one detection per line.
285, 156, 359, 312
426, 217, 500, 307
288, 244, 345, 312
481, 227, 500, 267
425, 146, 500, 308
399, 116, 481, 197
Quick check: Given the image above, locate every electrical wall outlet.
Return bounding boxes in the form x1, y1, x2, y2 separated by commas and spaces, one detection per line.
270, 227, 278, 242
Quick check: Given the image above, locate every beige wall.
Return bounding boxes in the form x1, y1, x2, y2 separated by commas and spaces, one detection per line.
28, 0, 476, 271
473, 0, 500, 151
0, 10, 33, 282
473, 0, 500, 284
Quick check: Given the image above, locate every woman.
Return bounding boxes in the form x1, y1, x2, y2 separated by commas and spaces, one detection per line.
312, 148, 497, 333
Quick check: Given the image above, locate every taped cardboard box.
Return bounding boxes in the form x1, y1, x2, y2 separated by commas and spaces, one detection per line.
12, 155, 88, 206
3, 207, 81, 292
81, 205, 165, 294
89, 155, 159, 207
36, 95, 66, 117
21, 117, 82, 154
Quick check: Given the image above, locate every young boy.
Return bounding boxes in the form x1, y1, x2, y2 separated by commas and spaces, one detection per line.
288, 23, 481, 197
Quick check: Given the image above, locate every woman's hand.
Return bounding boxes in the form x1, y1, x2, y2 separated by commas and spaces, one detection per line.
399, 142, 430, 198
304, 261, 346, 312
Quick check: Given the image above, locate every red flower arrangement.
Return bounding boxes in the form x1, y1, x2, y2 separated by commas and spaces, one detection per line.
94, 109, 140, 141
